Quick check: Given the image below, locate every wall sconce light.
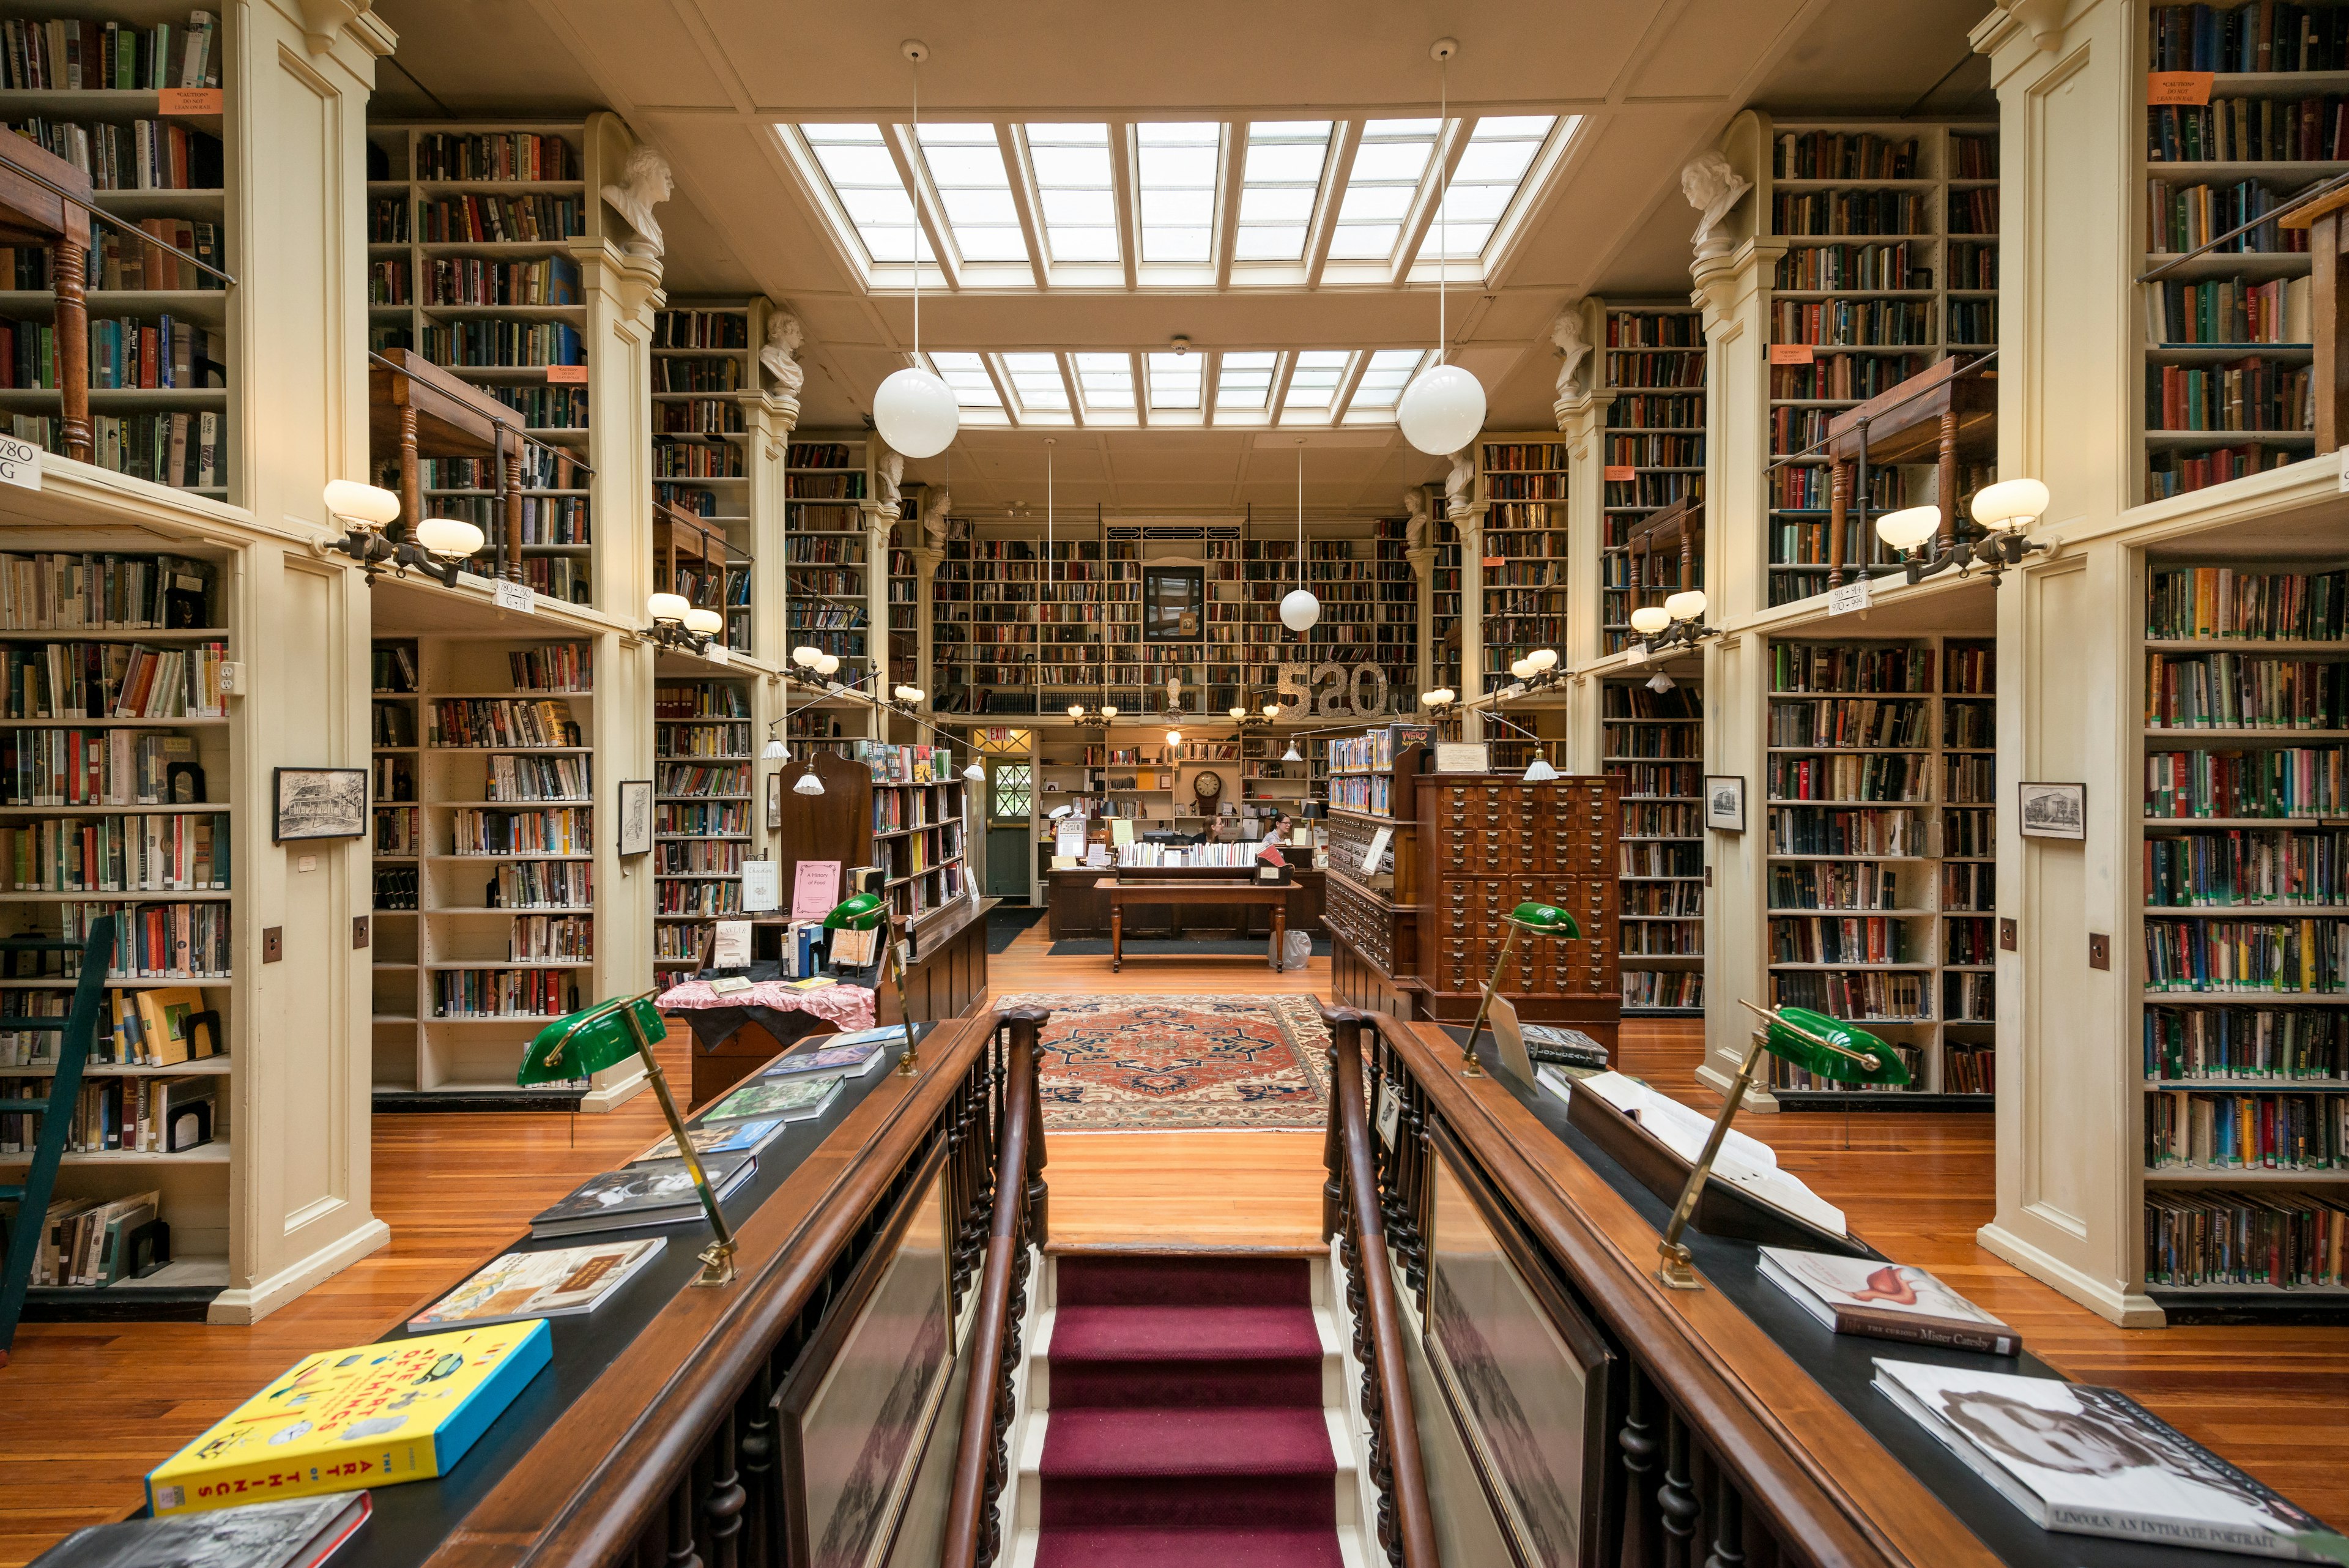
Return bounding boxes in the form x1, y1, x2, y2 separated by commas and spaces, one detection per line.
889, 683, 927, 713
1505, 647, 1565, 692
645, 592, 718, 655
322, 481, 481, 588
1879, 478, 2055, 585
1630, 590, 1715, 655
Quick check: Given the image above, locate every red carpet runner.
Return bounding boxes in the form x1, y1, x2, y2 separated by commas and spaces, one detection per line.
1035, 1255, 1345, 1567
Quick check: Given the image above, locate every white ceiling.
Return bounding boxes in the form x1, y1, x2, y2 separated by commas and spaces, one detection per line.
369, 0, 1994, 513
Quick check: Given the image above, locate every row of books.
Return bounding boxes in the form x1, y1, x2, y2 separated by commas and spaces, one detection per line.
2149, 96, 2349, 166
2143, 915, 2347, 992
2146, 359, 2314, 434
83, 410, 226, 491
651, 441, 743, 478
2144, 442, 2299, 499
430, 967, 576, 1019
1770, 916, 1913, 965
2143, 745, 2349, 819
0, 1071, 213, 1156
2144, 1184, 2348, 1291
0, 552, 210, 631
2147, 1, 2349, 72
651, 309, 749, 349
2148, 565, 2348, 641
0, 641, 228, 719
653, 682, 749, 719
421, 320, 584, 370
0, 729, 198, 809
23, 1189, 169, 1294
447, 806, 588, 857
1770, 863, 1902, 910
1768, 754, 1930, 803
1771, 190, 1929, 239
409, 130, 576, 184
58, 898, 229, 978
0, 811, 226, 892
0, 983, 213, 1068
2145, 1002, 2348, 1080
75, 217, 228, 292
1770, 299, 1934, 347
1773, 642, 1937, 694
2144, 651, 2347, 729
656, 878, 739, 915
649, 357, 742, 393
1622, 971, 1704, 1009
2145, 177, 2304, 257
0, 12, 220, 91
1770, 968, 1930, 1020
1766, 696, 1930, 749
7, 116, 223, 192
507, 913, 592, 962
2146, 1088, 2347, 1170
489, 860, 590, 908
1603, 352, 1706, 389
653, 397, 744, 435
1766, 806, 1919, 856
654, 840, 740, 875
2147, 275, 2313, 350
2145, 828, 2349, 907
426, 698, 581, 751
654, 723, 748, 760
1771, 130, 1918, 181
1769, 351, 1932, 401
87, 315, 224, 391
404, 193, 585, 245
1622, 881, 1704, 915
850, 740, 960, 784
655, 801, 746, 836
655, 761, 748, 799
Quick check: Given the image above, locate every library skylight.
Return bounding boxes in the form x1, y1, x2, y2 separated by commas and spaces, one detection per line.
779, 113, 1575, 287
876, 349, 1451, 429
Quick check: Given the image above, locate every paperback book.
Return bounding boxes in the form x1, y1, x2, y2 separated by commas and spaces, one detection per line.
32, 1492, 371, 1568
529, 1153, 754, 1238
1759, 1247, 2020, 1355
1874, 1359, 2349, 1560
628, 1118, 784, 1164
760, 1036, 892, 1080
407, 1238, 666, 1331
700, 1073, 843, 1126
146, 1321, 551, 1515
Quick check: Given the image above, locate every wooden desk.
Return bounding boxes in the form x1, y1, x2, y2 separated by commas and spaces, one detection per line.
0, 132, 93, 461
1820, 354, 1997, 585
1097, 877, 1288, 972
1046, 864, 1324, 940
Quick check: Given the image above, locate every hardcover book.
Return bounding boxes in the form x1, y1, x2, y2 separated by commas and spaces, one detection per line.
1873, 1359, 2348, 1560
146, 1322, 551, 1515
529, 1154, 754, 1238
628, 1118, 784, 1165
700, 1074, 843, 1126
1759, 1247, 2020, 1356
32, 1491, 371, 1567
760, 1037, 890, 1080
407, 1238, 666, 1331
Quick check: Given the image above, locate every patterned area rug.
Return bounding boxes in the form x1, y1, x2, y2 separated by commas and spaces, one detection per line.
996, 994, 1332, 1132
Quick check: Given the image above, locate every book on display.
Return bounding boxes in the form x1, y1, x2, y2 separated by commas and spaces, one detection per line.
700, 1073, 843, 1125
407, 1238, 666, 1331
528, 1153, 754, 1238
627, 1118, 784, 1165
761, 1036, 891, 1080
1759, 1247, 2020, 1356
30, 1492, 371, 1567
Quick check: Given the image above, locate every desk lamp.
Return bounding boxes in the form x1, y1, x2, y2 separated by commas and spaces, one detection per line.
1461, 901, 1578, 1078
825, 893, 919, 1077
1653, 1000, 1909, 1291
517, 990, 738, 1287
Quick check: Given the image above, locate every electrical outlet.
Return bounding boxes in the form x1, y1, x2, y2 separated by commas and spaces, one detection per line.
263, 926, 283, 964
1704, 866, 1713, 888
2088, 932, 2110, 970
2000, 918, 2017, 951
353, 916, 369, 949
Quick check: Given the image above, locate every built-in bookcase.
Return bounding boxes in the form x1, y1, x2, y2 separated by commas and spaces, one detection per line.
1754, 119, 1998, 606
653, 677, 752, 972
653, 301, 758, 653
1762, 633, 1997, 1105
0, 3, 234, 500
784, 435, 872, 667
1604, 676, 1704, 1015
365, 121, 596, 607
1430, 503, 1462, 699
1474, 436, 1568, 693
2137, 556, 2349, 1312
1601, 307, 1706, 654
2138, 5, 2332, 502
0, 548, 236, 1309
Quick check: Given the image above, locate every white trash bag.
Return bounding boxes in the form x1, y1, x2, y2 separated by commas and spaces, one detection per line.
1269, 929, 1312, 971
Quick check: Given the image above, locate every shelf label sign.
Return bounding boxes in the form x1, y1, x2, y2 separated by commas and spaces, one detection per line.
706, 642, 730, 665
0, 433, 40, 491
1626, 641, 1650, 665
158, 87, 224, 115
1362, 825, 1393, 875
2337, 445, 2349, 494
1603, 464, 1636, 483
546, 363, 589, 384
491, 578, 535, 614
1827, 576, 1876, 617
1767, 343, 1815, 366
2146, 72, 2214, 106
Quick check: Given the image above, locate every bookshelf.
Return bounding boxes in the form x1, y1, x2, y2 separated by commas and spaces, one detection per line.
371, 636, 598, 1103
0, 3, 232, 499
365, 122, 598, 607
2139, 6, 2329, 501
1603, 677, 1704, 1016
1474, 437, 1569, 692
783, 435, 873, 669
1762, 633, 1997, 1107
2138, 557, 2349, 1311
1601, 307, 1707, 654
653, 677, 752, 972
774, 745, 971, 931
0, 547, 236, 1309
652, 301, 759, 653
1430, 497, 1463, 700
1755, 119, 1999, 606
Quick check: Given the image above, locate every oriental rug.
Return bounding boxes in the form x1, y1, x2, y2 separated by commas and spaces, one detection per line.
995, 993, 1332, 1132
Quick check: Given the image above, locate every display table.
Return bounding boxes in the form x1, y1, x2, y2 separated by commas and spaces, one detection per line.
1096, 877, 1290, 972
1045, 864, 1324, 940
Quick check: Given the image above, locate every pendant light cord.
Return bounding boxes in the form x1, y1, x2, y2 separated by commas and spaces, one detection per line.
910, 55, 921, 364
1295, 440, 1305, 614
1437, 53, 1448, 366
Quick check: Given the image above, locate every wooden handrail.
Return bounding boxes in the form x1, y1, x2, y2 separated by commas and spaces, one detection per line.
941, 1005, 1051, 1568
1323, 1005, 1438, 1568
0, 132, 93, 464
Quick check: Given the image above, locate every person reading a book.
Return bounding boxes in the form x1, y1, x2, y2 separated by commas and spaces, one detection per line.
1256, 814, 1292, 867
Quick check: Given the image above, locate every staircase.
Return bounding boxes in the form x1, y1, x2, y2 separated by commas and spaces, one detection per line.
1012, 1253, 1360, 1567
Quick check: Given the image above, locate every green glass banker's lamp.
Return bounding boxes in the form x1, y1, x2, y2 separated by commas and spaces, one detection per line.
1460, 901, 1579, 1078
1653, 998, 1910, 1291
823, 892, 920, 1077
517, 989, 740, 1287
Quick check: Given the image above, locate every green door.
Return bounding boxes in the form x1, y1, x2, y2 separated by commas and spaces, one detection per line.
985, 759, 1033, 901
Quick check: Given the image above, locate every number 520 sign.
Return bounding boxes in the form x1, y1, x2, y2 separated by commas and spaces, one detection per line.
1275, 660, 1391, 719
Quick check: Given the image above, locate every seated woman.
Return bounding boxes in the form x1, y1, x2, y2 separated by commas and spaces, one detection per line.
1255, 812, 1291, 868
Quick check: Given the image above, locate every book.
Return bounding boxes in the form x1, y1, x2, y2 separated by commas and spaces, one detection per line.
699, 1074, 843, 1126
31, 1491, 371, 1567
628, 1118, 784, 1164
407, 1238, 665, 1331
1578, 1071, 1847, 1236
1873, 1359, 2348, 1561
136, 986, 210, 1064
528, 1153, 754, 1238
760, 1038, 889, 1080
1759, 1247, 2020, 1356
146, 1321, 552, 1515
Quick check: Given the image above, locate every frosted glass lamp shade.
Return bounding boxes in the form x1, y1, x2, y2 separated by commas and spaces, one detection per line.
1523, 756, 1560, 783
646, 592, 690, 625
1664, 589, 1709, 623
1630, 606, 1672, 636
1230, 706, 1248, 720
1526, 648, 1559, 673
1420, 687, 1455, 709
1875, 505, 1941, 552
760, 737, 788, 760
792, 767, 826, 796
684, 607, 724, 635
323, 480, 400, 530
1280, 589, 1321, 632
1263, 704, 1282, 718
815, 653, 841, 676
1069, 705, 1086, 719
1165, 729, 1182, 746
873, 367, 959, 459
1510, 658, 1534, 680
894, 684, 921, 703
1101, 705, 1118, 719
964, 760, 986, 780
1396, 362, 1487, 456
1282, 742, 1303, 762
414, 515, 484, 560
793, 646, 822, 668
1971, 477, 2049, 534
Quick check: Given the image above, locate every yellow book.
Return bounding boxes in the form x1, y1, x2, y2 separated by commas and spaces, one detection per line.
146, 1319, 552, 1515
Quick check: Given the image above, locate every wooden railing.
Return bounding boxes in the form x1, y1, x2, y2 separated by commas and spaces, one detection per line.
940, 1004, 1050, 1568
0, 132, 94, 464
1320, 1005, 1438, 1568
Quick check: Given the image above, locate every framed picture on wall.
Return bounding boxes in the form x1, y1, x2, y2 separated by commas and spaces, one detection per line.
618, 780, 653, 856
1704, 775, 1745, 833
272, 767, 366, 842
2019, 781, 2085, 840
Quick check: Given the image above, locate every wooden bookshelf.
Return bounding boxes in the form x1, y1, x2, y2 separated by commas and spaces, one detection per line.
0, 2, 233, 500
773, 745, 971, 931
1601, 307, 1707, 654
1603, 677, 1704, 1016
782, 434, 872, 667
653, 677, 752, 972
1754, 119, 1999, 606
2137, 555, 2349, 1313
2138, 6, 2330, 501
651, 300, 759, 654
1473, 436, 1569, 693
1430, 499, 1463, 699
1762, 633, 1997, 1107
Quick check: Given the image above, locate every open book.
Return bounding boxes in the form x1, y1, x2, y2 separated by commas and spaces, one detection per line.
1578, 1071, 1847, 1237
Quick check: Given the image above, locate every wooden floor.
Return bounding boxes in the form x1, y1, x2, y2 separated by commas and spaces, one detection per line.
1, 923, 2345, 1558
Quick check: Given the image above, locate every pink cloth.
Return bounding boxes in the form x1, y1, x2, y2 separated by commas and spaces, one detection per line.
655, 979, 877, 1031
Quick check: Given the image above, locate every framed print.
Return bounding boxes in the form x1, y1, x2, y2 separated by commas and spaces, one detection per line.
777, 1148, 956, 1568
1143, 566, 1204, 642
2019, 781, 2085, 840
767, 770, 785, 830
618, 779, 653, 856
1704, 775, 1745, 833
272, 768, 366, 842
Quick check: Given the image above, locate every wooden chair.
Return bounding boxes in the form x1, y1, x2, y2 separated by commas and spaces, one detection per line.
2279, 187, 2349, 452
368, 347, 524, 579
1820, 355, 1997, 586
0, 135, 94, 463
655, 497, 732, 613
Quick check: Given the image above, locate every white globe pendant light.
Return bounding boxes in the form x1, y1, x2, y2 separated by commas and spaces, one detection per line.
1281, 439, 1319, 633
1398, 40, 1486, 457
872, 41, 959, 460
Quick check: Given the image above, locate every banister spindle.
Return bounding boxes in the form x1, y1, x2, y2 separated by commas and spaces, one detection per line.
1619, 1370, 1658, 1568
700, 1408, 743, 1568
1660, 1408, 1700, 1568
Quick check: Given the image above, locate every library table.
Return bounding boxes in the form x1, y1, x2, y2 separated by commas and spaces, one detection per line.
1096, 877, 1288, 972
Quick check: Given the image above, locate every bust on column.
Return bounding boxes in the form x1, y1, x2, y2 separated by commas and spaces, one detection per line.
601, 143, 673, 259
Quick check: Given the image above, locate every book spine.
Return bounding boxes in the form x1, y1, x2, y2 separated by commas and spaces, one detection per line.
1831, 1305, 2019, 1357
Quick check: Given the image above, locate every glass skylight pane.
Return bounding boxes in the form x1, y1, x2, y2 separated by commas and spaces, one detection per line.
1147, 352, 1201, 408
1348, 349, 1425, 409
1282, 350, 1349, 410
1215, 351, 1275, 411
800, 123, 925, 264
1138, 122, 1222, 264
1001, 352, 1067, 409
926, 351, 1002, 408
1074, 352, 1135, 408
1234, 121, 1329, 264
915, 123, 1030, 266
1327, 224, 1399, 259
1026, 122, 1119, 267
1427, 114, 1559, 259
1330, 118, 1440, 264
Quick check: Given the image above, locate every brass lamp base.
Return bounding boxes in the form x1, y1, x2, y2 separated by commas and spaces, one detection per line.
1656, 1239, 1699, 1291
695, 1238, 740, 1288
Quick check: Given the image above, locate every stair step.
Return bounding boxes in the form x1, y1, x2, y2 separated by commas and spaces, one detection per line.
1048, 1304, 1323, 1410
1032, 1528, 1347, 1568
1041, 1406, 1336, 1531
1055, 1254, 1311, 1309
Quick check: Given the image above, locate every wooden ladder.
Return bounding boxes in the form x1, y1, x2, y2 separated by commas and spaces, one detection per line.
0, 915, 117, 1365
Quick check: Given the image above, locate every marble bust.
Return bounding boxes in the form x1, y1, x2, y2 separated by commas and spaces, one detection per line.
602, 143, 673, 258
760, 312, 805, 397
919, 485, 951, 550
1552, 304, 1591, 401
875, 449, 904, 511
1403, 486, 1432, 551
1444, 450, 1474, 513
1682, 149, 1751, 263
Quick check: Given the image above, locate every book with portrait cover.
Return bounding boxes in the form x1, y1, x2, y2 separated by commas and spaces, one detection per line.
30, 1492, 371, 1567
699, 1073, 842, 1126
1873, 1359, 2349, 1559
407, 1238, 666, 1331
760, 1035, 891, 1081
1759, 1247, 2020, 1356
529, 1153, 754, 1238
627, 1117, 784, 1165
145, 1322, 551, 1515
